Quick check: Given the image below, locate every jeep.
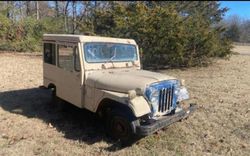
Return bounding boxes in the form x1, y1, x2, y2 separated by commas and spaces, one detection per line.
42, 34, 197, 142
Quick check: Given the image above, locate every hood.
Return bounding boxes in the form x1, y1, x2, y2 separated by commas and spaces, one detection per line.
85, 68, 176, 93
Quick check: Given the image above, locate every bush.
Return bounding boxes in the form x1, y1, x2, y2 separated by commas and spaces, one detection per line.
0, 1, 232, 68
0, 16, 65, 52
93, 2, 232, 68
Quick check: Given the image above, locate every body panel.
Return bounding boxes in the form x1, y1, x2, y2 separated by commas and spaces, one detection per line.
85, 68, 176, 93
43, 34, 137, 44
43, 41, 84, 108
43, 63, 83, 108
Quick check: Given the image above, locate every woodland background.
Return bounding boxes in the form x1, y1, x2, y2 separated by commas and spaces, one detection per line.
0, 1, 248, 67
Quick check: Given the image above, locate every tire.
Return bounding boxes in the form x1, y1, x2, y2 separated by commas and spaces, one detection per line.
51, 88, 59, 104
106, 109, 138, 144
51, 88, 72, 111
50, 88, 64, 105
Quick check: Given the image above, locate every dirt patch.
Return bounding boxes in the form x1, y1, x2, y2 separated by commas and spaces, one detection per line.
0, 53, 250, 155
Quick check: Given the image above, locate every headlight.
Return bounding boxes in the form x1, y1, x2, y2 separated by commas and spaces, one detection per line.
176, 86, 189, 102
145, 86, 159, 115
174, 80, 189, 102
151, 87, 159, 97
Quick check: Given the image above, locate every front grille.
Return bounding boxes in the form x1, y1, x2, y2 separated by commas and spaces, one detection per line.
158, 86, 174, 113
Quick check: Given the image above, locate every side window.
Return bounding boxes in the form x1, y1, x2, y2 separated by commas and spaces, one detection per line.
58, 45, 74, 71
44, 43, 56, 65
58, 44, 80, 72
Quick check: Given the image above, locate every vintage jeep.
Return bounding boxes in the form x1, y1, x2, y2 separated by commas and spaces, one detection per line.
42, 34, 197, 142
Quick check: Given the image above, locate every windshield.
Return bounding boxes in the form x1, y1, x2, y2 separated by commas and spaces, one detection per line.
84, 42, 137, 63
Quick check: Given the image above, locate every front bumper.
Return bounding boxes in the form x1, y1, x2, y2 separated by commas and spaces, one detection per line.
136, 103, 197, 136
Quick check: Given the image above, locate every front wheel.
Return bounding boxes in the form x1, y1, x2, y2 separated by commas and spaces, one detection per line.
106, 109, 138, 144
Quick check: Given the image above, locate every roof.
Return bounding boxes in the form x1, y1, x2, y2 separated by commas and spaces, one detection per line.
43, 34, 137, 45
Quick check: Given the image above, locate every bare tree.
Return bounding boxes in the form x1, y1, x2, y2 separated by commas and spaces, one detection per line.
63, 1, 70, 33
13, 1, 25, 21
18, 1, 24, 20
26, 1, 31, 16
72, 1, 77, 34
55, 1, 59, 17
36, 1, 39, 20
6, 1, 15, 19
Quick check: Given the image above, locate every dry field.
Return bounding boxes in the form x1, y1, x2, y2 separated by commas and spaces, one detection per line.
0, 47, 250, 156
233, 44, 250, 55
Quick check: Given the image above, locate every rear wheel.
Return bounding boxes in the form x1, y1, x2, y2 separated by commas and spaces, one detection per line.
50, 88, 72, 112
51, 87, 59, 104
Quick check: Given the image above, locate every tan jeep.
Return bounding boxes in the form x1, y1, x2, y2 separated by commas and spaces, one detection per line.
42, 34, 197, 142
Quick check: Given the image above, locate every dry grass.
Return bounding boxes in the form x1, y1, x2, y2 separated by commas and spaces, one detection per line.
0, 52, 250, 156
232, 45, 250, 55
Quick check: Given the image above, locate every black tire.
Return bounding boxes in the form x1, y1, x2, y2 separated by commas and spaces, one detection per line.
106, 109, 138, 144
51, 88, 59, 104
50, 88, 64, 105
50, 88, 71, 112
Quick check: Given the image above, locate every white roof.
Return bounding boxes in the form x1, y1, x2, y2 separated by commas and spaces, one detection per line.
43, 34, 137, 45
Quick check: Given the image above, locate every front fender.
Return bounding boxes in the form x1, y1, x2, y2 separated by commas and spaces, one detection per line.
94, 89, 151, 118
129, 96, 151, 117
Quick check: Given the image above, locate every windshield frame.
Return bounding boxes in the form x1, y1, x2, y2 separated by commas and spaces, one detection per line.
83, 42, 138, 63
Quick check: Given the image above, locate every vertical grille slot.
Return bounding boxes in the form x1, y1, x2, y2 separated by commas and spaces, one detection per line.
158, 90, 162, 112
170, 86, 174, 109
162, 88, 166, 112
158, 85, 174, 113
167, 88, 171, 110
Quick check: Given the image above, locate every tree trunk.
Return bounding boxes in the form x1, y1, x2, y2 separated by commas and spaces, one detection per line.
6, 1, 15, 19
6, 1, 11, 19
26, 1, 30, 16
20, 1, 24, 20
55, 1, 59, 17
64, 1, 69, 33
72, 1, 77, 34
36, 1, 39, 20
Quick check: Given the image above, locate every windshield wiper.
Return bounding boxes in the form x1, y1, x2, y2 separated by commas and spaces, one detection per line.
105, 47, 117, 67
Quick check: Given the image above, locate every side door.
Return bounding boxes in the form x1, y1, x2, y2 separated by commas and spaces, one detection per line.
55, 42, 83, 108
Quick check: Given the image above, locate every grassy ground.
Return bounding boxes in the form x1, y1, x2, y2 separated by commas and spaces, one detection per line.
0, 47, 249, 155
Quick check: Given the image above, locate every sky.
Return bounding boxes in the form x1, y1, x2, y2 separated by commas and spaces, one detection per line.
219, 1, 250, 20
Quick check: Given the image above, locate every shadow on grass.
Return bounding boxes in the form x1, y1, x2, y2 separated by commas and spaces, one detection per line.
0, 87, 136, 151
